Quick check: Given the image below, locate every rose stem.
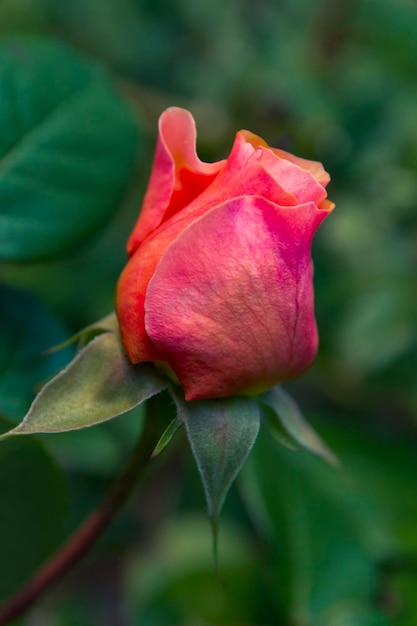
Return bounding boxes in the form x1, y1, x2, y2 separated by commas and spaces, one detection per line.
0, 400, 163, 626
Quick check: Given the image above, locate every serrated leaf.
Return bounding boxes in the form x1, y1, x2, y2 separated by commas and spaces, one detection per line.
259, 386, 339, 467
151, 416, 182, 459
0, 37, 139, 261
174, 393, 260, 521
0, 417, 68, 602
0, 285, 74, 419
0, 332, 167, 438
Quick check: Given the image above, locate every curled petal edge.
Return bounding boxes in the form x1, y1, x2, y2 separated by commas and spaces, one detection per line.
127, 108, 225, 255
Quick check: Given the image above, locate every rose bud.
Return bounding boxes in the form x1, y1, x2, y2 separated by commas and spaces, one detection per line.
116, 107, 334, 401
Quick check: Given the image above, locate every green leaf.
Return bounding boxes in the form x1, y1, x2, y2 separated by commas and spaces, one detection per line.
259, 386, 339, 467
0, 417, 68, 602
174, 393, 260, 521
0, 285, 74, 419
0, 332, 167, 437
151, 417, 182, 459
0, 37, 139, 261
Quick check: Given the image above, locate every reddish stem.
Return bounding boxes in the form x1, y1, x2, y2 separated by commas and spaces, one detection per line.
0, 409, 159, 625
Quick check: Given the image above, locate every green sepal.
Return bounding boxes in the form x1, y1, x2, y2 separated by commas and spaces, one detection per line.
260, 402, 299, 451
259, 386, 339, 467
151, 417, 183, 459
0, 332, 167, 439
173, 392, 260, 522
46, 312, 119, 353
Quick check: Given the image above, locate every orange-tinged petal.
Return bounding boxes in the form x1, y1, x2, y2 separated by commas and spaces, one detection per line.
127, 107, 225, 256
238, 129, 269, 149
116, 249, 160, 364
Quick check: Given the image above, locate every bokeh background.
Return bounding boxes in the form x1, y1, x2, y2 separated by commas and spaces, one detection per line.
0, 0, 417, 624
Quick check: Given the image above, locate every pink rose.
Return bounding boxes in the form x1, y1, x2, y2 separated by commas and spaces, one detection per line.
116, 107, 334, 401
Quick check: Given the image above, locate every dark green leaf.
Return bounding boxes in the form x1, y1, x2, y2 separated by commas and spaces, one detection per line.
0, 417, 68, 602
174, 393, 260, 521
0, 285, 73, 419
0, 37, 139, 261
0, 332, 167, 437
260, 386, 339, 467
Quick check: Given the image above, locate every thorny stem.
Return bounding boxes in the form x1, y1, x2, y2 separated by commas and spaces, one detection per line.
0, 403, 162, 626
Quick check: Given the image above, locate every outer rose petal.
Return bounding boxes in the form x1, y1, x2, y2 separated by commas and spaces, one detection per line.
116, 248, 160, 364
239, 130, 330, 187
257, 148, 327, 206
127, 108, 225, 256
145, 196, 331, 401
272, 148, 331, 187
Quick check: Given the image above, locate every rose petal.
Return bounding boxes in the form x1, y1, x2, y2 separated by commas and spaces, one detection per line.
238, 129, 269, 149
127, 107, 225, 256
116, 248, 160, 364
145, 196, 331, 401
272, 147, 331, 187
258, 148, 328, 205
238, 130, 330, 191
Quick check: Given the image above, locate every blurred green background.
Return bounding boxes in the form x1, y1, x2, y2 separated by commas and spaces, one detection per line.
0, 0, 416, 624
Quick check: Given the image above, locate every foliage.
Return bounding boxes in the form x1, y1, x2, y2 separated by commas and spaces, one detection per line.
0, 0, 416, 624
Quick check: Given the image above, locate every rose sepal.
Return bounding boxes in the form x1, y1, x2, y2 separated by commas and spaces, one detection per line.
0, 327, 167, 440
173, 389, 260, 531
258, 386, 339, 467
45, 312, 120, 354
